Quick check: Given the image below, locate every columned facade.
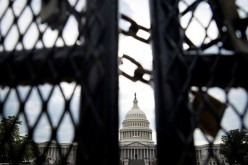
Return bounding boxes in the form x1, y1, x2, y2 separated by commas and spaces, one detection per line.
36, 94, 228, 165
119, 93, 156, 165
38, 141, 77, 165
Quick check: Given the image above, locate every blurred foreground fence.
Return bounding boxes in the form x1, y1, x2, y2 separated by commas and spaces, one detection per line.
0, 0, 248, 165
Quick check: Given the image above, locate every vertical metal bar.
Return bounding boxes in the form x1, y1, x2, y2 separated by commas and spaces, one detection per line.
77, 0, 119, 164
149, 0, 196, 164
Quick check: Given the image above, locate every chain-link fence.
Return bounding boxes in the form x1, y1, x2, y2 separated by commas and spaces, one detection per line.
120, 0, 248, 165
0, 0, 119, 164
0, 0, 248, 165
149, 0, 248, 165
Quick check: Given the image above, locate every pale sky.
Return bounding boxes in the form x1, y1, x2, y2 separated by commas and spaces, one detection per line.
119, 0, 248, 145
0, 0, 248, 146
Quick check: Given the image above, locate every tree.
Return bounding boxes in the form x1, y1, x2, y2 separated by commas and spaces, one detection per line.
220, 129, 248, 165
0, 116, 39, 163
22, 135, 40, 162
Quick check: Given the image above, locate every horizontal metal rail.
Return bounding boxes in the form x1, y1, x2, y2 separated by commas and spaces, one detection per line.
1, 49, 247, 88
0, 46, 85, 86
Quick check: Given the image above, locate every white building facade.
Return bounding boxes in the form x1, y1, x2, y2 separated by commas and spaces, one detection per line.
195, 144, 229, 165
37, 94, 229, 165
38, 141, 77, 165
119, 93, 156, 165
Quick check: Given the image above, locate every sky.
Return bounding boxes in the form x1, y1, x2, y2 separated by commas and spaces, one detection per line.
118, 0, 248, 146
0, 0, 248, 146
118, 0, 156, 143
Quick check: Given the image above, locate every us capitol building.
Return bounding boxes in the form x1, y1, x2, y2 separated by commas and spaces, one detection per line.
37, 94, 156, 165
119, 93, 156, 165
37, 94, 228, 165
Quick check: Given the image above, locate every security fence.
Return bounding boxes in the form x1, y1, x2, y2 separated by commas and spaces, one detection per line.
0, 0, 248, 165
0, 0, 119, 164
150, 0, 248, 165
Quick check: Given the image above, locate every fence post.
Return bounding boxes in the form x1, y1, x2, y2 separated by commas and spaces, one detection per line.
149, 0, 196, 164
76, 0, 119, 164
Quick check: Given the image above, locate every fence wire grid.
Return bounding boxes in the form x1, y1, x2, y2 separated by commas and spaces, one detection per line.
0, 0, 119, 164
0, 0, 248, 165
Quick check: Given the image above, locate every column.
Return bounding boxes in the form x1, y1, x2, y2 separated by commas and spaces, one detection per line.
149, 149, 151, 160
152, 149, 154, 159
131, 148, 132, 159
151, 149, 153, 159
126, 149, 127, 158
129, 149, 130, 159
133, 148, 135, 159
127, 149, 129, 159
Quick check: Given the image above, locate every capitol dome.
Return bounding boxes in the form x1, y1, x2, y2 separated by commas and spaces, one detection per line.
124, 94, 147, 120
119, 93, 154, 145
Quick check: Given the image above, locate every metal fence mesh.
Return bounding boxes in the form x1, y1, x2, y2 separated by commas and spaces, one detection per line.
0, 0, 86, 164
0, 0, 119, 164
0, 0, 248, 164
149, 0, 248, 164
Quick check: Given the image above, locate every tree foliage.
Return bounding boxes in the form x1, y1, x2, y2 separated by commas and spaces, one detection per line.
220, 129, 248, 165
0, 116, 39, 163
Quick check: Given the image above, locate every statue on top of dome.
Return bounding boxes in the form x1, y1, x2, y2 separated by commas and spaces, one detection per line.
133, 92, 139, 108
